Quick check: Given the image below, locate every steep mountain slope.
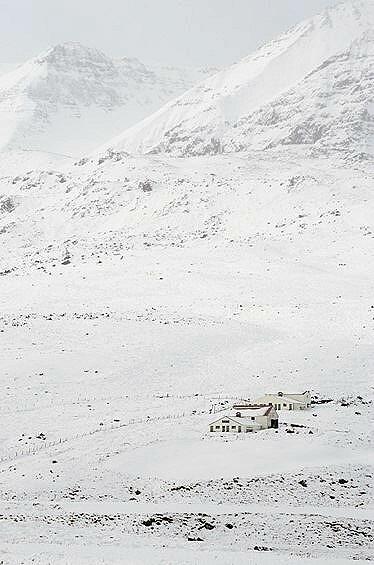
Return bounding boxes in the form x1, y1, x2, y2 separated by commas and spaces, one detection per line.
0, 43, 216, 156
102, 0, 374, 156
146, 31, 373, 157
224, 32, 374, 156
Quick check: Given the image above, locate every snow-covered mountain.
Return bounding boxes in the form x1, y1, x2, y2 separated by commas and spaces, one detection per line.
0, 42, 217, 156
102, 0, 374, 157
224, 32, 374, 156
0, 2, 373, 563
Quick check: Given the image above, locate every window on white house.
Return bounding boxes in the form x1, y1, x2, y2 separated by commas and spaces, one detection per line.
222, 419, 229, 423
251, 416, 255, 421
232, 426, 236, 429
238, 426, 241, 432
210, 426, 214, 432
215, 425, 220, 429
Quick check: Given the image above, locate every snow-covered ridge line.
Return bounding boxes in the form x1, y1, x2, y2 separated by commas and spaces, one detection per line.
0, 42, 218, 157
99, 0, 374, 157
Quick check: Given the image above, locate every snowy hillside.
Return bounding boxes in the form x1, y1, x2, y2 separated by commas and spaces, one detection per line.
0, 147, 373, 563
103, 0, 374, 156
0, 1, 373, 563
0, 42, 217, 156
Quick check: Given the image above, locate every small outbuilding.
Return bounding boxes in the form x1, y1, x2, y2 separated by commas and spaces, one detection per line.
254, 391, 311, 411
209, 404, 278, 433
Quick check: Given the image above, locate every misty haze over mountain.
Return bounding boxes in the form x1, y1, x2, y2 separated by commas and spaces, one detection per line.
1, 0, 338, 66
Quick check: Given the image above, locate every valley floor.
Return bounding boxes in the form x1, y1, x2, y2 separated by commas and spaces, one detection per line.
0, 258, 372, 563
0, 151, 373, 563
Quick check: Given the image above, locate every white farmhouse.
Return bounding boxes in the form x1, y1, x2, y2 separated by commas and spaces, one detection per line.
254, 391, 311, 411
209, 405, 278, 433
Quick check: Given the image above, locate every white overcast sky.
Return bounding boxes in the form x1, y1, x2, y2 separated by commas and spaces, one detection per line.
1, 0, 339, 66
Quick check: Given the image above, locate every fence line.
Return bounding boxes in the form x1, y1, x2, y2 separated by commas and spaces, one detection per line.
0, 409, 206, 467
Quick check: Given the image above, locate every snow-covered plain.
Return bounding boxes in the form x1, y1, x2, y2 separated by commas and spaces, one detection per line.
0, 147, 372, 562
0, 0, 373, 563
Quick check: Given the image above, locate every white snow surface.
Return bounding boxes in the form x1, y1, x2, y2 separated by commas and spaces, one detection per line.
0, 146, 373, 562
0, 42, 218, 157
0, 2, 373, 564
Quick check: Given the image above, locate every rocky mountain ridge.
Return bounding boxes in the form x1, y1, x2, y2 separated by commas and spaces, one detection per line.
101, 0, 374, 157
0, 42, 217, 156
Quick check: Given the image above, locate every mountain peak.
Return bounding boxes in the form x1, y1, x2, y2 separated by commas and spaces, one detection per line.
0, 43, 217, 156
36, 42, 113, 71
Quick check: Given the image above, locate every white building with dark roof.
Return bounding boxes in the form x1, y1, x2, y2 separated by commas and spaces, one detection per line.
209, 405, 278, 433
254, 391, 311, 411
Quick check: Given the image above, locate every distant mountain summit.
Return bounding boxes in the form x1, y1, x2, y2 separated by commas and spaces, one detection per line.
101, 0, 374, 157
0, 42, 217, 156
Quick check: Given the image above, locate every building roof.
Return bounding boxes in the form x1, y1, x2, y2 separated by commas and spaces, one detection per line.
209, 405, 277, 426
209, 413, 261, 428
256, 394, 305, 405
229, 417, 262, 428
232, 404, 275, 417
